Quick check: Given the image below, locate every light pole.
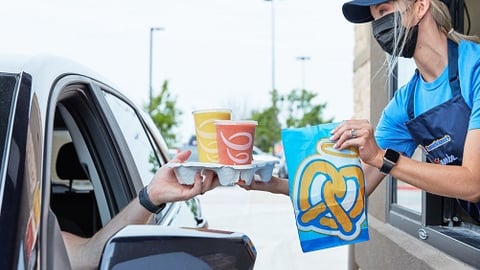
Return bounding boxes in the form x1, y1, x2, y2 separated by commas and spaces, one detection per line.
296, 56, 310, 90
264, 0, 275, 91
149, 26, 164, 114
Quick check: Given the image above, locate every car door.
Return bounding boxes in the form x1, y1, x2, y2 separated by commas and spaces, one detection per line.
0, 68, 201, 269
47, 76, 138, 232
46, 74, 198, 239
0, 72, 49, 269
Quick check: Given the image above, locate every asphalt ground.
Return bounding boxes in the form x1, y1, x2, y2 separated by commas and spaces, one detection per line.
199, 185, 348, 270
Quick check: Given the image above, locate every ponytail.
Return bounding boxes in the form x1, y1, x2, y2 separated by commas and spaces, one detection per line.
430, 0, 480, 43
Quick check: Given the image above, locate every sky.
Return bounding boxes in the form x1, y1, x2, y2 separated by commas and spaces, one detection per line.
1, 0, 354, 145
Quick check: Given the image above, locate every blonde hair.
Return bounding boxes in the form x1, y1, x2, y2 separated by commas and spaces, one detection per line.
383, 0, 480, 77
429, 0, 480, 43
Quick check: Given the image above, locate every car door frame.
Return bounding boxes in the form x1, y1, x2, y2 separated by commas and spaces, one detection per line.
42, 74, 149, 267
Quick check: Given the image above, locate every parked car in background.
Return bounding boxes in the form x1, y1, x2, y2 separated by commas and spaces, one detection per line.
0, 55, 255, 269
276, 155, 288, 178
178, 134, 199, 161
252, 146, 282, 176
252, 145, 279, 163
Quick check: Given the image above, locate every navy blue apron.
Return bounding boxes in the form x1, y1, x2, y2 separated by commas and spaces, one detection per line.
405, 40, 480, 223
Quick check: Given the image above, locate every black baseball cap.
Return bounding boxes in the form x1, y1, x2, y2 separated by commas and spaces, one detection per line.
342, 0, 389, 23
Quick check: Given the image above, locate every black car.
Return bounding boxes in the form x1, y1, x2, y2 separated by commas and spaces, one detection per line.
0, 55, 256, 269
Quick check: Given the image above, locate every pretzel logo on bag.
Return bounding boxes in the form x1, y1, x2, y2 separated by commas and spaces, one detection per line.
292, 140, 366, 240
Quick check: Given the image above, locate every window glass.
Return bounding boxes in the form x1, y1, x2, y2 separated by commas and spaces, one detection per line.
103, 92, 159, 186
50, 130, 93, 191
0, 74, 18, 168
395, 148, 422, 213
390, 51, 480, 268
394, 58, 422, 213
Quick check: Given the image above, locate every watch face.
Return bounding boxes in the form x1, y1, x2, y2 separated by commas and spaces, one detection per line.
385, 149, 400, 162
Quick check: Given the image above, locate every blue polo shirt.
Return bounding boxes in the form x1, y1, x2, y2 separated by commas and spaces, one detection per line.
376, 40, 480, 157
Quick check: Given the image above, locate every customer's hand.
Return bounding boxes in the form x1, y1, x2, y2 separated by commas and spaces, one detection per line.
147, 150, 220, 205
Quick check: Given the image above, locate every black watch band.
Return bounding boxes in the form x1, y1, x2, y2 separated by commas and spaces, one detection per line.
139, 186, 166, 214
379, 148, 400, 175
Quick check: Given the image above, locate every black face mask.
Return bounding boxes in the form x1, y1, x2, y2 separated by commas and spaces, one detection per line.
372, 11, 419, 58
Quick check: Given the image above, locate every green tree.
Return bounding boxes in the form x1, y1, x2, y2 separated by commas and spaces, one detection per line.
250, 88, 332, 153
251, 89, 282, 152
284, 89, 333, 128
147, 80, 182, 147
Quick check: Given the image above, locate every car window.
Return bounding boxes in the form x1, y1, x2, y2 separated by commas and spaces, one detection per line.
50, 85, 109, 237
189, 135, 197, 146
252, 146, 263, 155
0, 74, 17, 167
102, 91, 159, 186
49, 81, 142, 237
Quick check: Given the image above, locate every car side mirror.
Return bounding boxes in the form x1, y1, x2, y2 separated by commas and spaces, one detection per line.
98, 225, 256, 270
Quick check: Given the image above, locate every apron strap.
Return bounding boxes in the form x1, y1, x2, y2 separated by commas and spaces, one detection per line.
407, 70, 419, 120
407, 39, 461, 120
447, 39, 461, 96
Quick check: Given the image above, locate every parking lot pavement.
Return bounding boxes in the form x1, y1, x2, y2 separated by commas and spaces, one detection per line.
199, 186, 348, 270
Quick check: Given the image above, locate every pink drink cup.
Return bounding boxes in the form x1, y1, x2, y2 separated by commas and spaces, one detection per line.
215, 120, 258, 165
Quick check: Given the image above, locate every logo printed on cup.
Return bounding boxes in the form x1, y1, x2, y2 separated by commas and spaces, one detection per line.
197, 119, 221, 157
193, 109, 231, 163
218, 131, 254, 164
215, 120, 258, 165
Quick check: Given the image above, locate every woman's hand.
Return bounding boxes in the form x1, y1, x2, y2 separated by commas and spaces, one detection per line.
237, 176, 289, 195
147, 150, 220, 205
330, 120, 384, 168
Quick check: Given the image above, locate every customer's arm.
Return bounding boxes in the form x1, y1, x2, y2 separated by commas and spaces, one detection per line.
62, 150, 218, 270
62, 198, 153, 270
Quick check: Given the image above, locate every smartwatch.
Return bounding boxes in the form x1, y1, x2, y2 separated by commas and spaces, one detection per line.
139, 186, 166, 214
379, 148, 400, 175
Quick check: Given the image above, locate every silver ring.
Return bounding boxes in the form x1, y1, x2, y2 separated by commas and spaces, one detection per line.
350, 128, 357, 138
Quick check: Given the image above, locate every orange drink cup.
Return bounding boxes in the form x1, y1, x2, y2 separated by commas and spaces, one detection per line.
193, 109, 231, 163
215, 120, 258, 165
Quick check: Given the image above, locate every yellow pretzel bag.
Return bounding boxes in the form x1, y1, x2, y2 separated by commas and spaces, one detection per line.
282, 122, 369, 252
